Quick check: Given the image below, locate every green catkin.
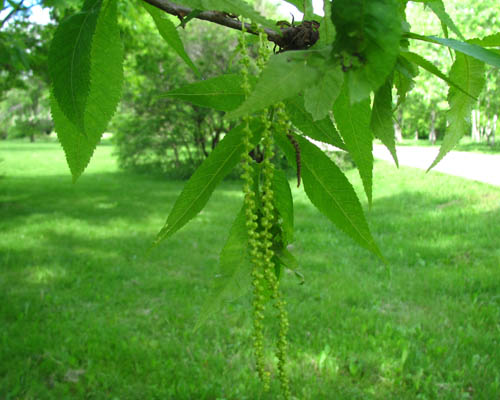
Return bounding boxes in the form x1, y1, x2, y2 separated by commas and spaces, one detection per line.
239, 24, 291, 399
238, 21, 268, 387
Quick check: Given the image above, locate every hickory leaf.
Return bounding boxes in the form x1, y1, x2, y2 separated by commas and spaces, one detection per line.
154, 121, 262, 245
50, 94, 99, 181
371, 79, 398, 167
227, 50, 321, 120
317, 0, 335, 47
285, 95, 345, 150
468, 33, 500, 47
49, 0, 101, 131
194, 206, 252, 332
304, 64, 343, 121
276, 133, 382, 260
429, 54, 485, 170
333, 84, 374, 205
408, 33, 500, 68
161, 74, 246, 112
50, 0, 123, 181
143, 2, 200, 78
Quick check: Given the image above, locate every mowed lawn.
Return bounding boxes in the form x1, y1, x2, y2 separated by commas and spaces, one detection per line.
1, 141, 499, 399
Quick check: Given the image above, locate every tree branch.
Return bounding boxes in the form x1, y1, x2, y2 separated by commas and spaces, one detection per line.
1, 0, 26, 29
141, 0, 320, 52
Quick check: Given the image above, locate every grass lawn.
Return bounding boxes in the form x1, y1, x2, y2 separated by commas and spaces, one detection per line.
1, 141, 499, 399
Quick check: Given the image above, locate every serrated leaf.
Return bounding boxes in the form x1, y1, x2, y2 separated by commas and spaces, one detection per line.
424, 0, 464, 40
227, 50, 321, 120
272, 169, 294, 243
428, 54, 485, 170
408, 33, 500, 68
194, 205, 252, 332
331, 0, 402, 102
49, 0, 101, 131
180, 0, 276, 31
276, 132, 383, 260
161, 74, 245, 111
50, 94, 99, 181
155, 121, 262, 245
468, 33, 500, 48
333, 84, 373, 205
393, 55, 418, 105
83, 0, 123, 146
285, 95, 346, 150
371, 79, 398, 167
49, 0, 123, 181
143, 2, 200, 78
401, 51, 475, 99
304, 64, 343, 121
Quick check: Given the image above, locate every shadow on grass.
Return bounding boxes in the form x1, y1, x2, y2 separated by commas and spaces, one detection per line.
1, 166, 500, 399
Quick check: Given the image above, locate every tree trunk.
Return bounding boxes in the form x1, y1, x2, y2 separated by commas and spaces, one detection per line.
429, 110, 436, 145
394, 108, 403, 143
471, 109, 481, 142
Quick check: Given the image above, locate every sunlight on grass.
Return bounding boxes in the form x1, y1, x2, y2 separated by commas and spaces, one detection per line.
1, 141, 499, 399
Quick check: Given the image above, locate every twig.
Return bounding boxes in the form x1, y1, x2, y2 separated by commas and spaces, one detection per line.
141, 0, 320, 51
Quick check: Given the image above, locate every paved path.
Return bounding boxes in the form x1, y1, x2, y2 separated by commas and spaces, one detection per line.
373, 144, 500, 187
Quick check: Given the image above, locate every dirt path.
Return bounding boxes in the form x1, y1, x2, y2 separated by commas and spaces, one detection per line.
373, 144, 500, 187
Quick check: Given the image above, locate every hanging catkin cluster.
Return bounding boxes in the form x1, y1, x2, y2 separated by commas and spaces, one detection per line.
239, 23, 291, 399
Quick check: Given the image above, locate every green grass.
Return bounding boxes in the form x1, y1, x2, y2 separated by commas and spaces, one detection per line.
395, 136, 500, 154
1, 141, 499, 399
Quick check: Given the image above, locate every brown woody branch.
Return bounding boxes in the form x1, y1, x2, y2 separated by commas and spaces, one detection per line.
141, 0, 320, 52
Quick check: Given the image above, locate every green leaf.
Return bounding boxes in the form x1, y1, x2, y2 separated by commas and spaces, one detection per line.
154, 120, 262, 245
423, 0, 464, 40
194, 205, 252, 332
272, 169, 294, 243
333, 84, 374, 205
317, 0, 335, 47
468, 33, 500, 47
49, 0, 123, 181
227, 50, 322, 120
331, 0, 402, 102
49, 0, 101, 131
83, 0, 123, 148
275, 247, 303, 284
407, 33, 500, 68
180, 0, 277, 30
393, 55, 418, 106
285, 95, 345, 150
50, 94, 99, 181
428, 54, 485, 170
370, 79, 398, 167
304, 64, 343, 121
161, 74, 245, 112
143, 2, 200, 78
401, 51, 475, 99
276, 132, 383, 260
